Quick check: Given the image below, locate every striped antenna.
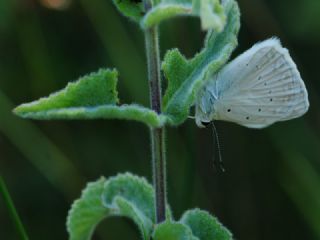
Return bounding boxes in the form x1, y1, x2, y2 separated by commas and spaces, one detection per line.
211, 122, 225, 172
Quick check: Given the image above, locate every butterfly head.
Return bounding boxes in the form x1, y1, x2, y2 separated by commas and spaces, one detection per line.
195, 112, 212, 128
195, 101, 214, 128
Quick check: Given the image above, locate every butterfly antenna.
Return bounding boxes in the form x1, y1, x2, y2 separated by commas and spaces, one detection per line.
211, 122, 225, 172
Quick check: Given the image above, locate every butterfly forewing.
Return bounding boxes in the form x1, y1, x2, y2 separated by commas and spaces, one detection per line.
195, 38, 309, 128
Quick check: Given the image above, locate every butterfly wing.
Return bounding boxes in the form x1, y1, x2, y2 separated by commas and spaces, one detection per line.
196, 38, 309, 128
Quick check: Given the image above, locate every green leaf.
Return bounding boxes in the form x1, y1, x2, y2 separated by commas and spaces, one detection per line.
102, 173, 155, 239
14, 69, 167, 127
196, 0, 226, 31
67, 177, 108, 240
15, 104, 166, 127
16, 69, 119, 111
112, 0, 145, 23
113, 196, 154, 239
67, 173, 167, 240
180, 209, 233, 240
14, 68, 118, 113
141, 1, 194, 29
141, 0, 226, 31
153, 221, 199, 240
162, 0, 240, 125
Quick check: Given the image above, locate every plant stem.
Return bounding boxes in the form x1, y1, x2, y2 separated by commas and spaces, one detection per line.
0, 176, 29, 240
144, 0, 167, 223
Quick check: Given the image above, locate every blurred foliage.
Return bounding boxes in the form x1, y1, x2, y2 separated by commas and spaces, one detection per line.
0, 0, 320, 239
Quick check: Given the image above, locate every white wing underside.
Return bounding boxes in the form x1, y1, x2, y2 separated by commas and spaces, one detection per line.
196, 38, 309, 128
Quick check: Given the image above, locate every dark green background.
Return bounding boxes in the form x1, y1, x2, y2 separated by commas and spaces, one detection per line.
1, 0, 320, 239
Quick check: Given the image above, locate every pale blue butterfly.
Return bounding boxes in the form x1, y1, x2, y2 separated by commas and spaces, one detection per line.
195, 38, 309, 128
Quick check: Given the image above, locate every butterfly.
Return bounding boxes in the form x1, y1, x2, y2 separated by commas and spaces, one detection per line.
195, 38, 309, 128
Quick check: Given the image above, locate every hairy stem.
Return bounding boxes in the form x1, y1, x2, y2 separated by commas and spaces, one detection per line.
144, 0, 167, 223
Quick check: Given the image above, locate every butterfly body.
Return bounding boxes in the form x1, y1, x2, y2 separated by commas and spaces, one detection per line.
195, 38, 309, 128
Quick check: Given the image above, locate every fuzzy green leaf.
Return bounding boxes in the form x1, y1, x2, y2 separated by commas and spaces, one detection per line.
194, 0, 226, 31
112, 0, 145, 22
67, 173, 166, 240
102, 173, 155, 221
162, 0, 240, 125
180, 209, 233, 240
112, 196, 154, 239
142, 0, 226, 31
153, 221, 199, 240
16, 69, 119, 111
102, 173, 156, 239
15, 104, 166, 127
67, 177, 108, 240
14, 68, 118, 113
142, 2, 194, 29
14, 69, 167, 127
